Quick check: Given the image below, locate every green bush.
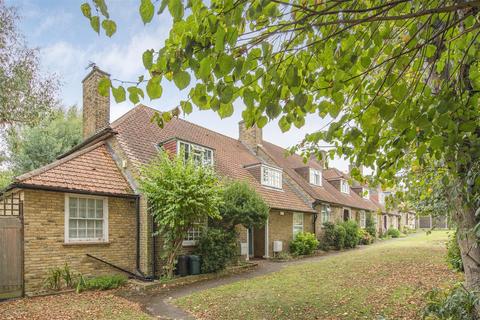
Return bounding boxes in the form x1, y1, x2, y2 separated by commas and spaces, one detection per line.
196, 228, 238, 273
446, 231, 464, 272
387, 228, 401, 238
341, 220, 360, 248
43, 263, 79, 290
333, 224, 347, 250
423, 284, 478, 320
365, 212, 376, 237
77, 274, 127, 292
358, 228, 374, 245
289, 232, 319, 256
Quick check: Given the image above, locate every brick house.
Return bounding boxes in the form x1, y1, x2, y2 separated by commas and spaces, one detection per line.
1, 67, 404, 296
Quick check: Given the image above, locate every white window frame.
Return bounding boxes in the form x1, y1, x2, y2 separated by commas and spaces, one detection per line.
64, 194, 108, 244
359, 210, 366, 228
362, 188, 370, 200
177, 140, 214, 167
321, 204, 330, 224
293, 212, 304, 236
261, 165, 283, 189
183, 220, 206, 246
309, 168, 322, 186
340, 179, 350, 194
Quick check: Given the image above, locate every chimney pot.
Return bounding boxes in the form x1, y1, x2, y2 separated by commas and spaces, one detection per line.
82, 66, 110, 139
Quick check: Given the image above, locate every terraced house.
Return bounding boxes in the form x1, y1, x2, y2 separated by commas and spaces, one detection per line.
0, 67, 405, 297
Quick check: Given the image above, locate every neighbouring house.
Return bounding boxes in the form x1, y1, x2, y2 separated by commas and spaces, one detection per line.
0, 67, 407, 297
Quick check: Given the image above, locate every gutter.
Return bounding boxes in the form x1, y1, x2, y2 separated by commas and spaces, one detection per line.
5, 183, 137, 199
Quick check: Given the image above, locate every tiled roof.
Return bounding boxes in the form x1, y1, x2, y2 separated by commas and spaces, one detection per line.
262, 142, 378, 211
110, 105, 315, 213
15, 142, 134, 196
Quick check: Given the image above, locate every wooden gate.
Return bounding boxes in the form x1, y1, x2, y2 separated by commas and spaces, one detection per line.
0, 192, 23, 299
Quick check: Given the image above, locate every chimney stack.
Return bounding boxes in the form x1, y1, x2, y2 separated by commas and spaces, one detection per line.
239, 120, 262, 151
82, 66, 110, 139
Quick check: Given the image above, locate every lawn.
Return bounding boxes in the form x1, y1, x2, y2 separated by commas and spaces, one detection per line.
0, 290, 151, 320
176, 231, 461, 320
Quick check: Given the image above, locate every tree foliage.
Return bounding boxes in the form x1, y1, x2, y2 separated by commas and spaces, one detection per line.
0, 1, 58, 126
212, 180, 269, 231
4, 106, 82, 175
139, 151, 222, 278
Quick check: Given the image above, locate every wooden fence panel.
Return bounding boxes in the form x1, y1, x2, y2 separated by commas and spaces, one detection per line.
0, 216, 23, 299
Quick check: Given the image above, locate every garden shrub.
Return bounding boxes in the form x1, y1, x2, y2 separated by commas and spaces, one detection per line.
387, 228, 401, 238
446, 231, 464, 272
358, 228, 374, 245
44, 263, 79, 290
77, 274, 127, 292
195, 228, 238, 273
333, 224, 347, 250
423, 284, 478, 320
321, 222, 336, 249
289, 232, 319, 256
341, 220, 360, 248
365, 212, 376, 237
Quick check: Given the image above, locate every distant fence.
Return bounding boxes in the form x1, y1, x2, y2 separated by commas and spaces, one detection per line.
418, 215, 448, 229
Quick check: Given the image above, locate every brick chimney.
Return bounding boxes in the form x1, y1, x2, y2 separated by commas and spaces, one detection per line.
239, 120, 262, 151
82, 66, 110, 139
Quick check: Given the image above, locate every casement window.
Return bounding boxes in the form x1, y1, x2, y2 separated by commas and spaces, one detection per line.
362, 188, 370, 200
293, 212, 304, 236
183, 221, 206, 246
309, 168, 322, 186
178, 141, 213, 166
359, 210, 366, 228
343, 208, 351, 221
261, 165, 282, 189
321, 204, 331, 223
65, 195, 108, 243
340, 179, 350, 194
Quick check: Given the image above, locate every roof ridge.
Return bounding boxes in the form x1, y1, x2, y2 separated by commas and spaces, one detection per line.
16, 141, 106, 182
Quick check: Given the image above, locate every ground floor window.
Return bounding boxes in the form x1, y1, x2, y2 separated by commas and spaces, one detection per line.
65, 195, 108, 243
343, 208, 351, 221
183, 221, 206, 246
293, 212, 304, 236
359, 210, 366, 228
321, 204, 330, 224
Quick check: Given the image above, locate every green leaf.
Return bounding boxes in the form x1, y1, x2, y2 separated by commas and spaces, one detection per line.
101, 19, 116, 37
198, 57, 212, 80
218, 83, 234, 104
146, 77, 163, 99
80, 3, 92, 18
173, 71, 190, 90
112, 85, 126, 103
279, 116, 291, 132
430, 136, 443, 150
257, 116, 268, 128
93, 0, 109, 18
98, 77, 111, 97
90, 16, 100, 33
218, 55, 234, 75
140, 0, 155, 24
168, 0, 184, 21
180, 100, 192, 114
158, 0, 168, 14
294, 93, 307, 107
215, 27, 226, 52
143, 49, 154, 70
127, 87, 143, 104
425, 44, 436, 58
218, 103, 234, 118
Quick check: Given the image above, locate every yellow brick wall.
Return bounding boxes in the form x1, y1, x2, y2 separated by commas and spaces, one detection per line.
23, 190, 137, 295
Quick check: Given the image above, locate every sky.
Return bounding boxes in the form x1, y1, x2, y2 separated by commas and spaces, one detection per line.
8, 0, 349, 171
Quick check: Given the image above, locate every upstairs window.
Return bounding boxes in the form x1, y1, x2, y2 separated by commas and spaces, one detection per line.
321, 204, 331, 223
309, 168, 322, 186
261, 165, 282, 189
362, 188, 370, 200
178, 141, 213, 166
340, 179, 350, 194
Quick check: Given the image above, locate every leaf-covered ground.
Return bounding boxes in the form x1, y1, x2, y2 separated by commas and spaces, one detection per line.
0, 290, 151, 320
175, 231, 461, 320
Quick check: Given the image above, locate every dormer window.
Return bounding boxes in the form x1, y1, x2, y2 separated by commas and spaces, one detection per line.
340, 179, 350, 194
309, 168, 322, 186
261, 165, 282, 189
362, 188, 370, 200
178, 141, 213, 166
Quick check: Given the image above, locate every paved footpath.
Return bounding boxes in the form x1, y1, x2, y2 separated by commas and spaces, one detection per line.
122, 237, 409, 320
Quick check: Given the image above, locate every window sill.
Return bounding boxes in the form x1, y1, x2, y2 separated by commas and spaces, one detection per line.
182, 240, 198, 247
63, 241, 110, 246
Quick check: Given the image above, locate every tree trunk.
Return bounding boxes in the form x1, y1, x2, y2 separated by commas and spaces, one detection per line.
457, 205, 480, 292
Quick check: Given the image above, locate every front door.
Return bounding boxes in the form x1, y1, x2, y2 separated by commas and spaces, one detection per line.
248, 227, 254, 257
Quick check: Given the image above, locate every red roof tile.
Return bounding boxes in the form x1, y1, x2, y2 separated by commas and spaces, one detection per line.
15, 142, 133, 196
